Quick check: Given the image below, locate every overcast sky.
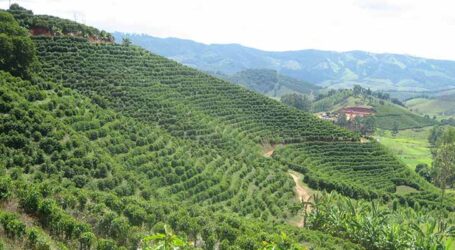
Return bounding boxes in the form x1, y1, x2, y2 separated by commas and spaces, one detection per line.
2, 0, 455, 60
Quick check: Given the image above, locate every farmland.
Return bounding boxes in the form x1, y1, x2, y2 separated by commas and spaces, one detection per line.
0, 5, 454, 249
374, 128, 433, 169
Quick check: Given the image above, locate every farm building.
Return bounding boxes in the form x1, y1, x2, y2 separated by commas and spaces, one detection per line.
338, 107, 375, 120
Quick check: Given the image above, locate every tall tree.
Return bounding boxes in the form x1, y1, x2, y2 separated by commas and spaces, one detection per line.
433, 143, 455, 205
392, 121, 399, 137
0, 10, 36, 79
361, 116, 376, 135
122, 37, 132, 46
280, 93, 312, 112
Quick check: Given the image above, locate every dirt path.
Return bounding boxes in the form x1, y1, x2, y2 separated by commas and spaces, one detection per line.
289, 172, 311, 202
289, 171, 312, 228
263, 149, 274, 157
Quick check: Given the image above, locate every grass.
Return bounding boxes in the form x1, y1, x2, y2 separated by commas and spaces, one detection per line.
406, 96, 455, 120
396, 185, 419, 195
374, 128, 433, 170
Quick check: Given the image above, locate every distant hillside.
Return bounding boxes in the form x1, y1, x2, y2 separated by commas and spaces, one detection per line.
313, 89, 437, 130
114, 32, 455, 91
211, 69, 320, 98
406, 92, 455, 119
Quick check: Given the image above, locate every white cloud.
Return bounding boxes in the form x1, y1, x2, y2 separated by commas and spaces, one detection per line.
1, 0, 455, 60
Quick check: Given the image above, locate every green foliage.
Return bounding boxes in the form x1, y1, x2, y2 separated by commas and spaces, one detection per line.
260, 232, 306, 250
0, 211, 26, 239
0, 7, 451, 249
0, 177, 12, 200
436, 126, 455, 146
121, 37, 132, 46
215, 68, 320, 98
8, 4, 113, 43
433, 143, 455, 204
307, 192, 455, 250
33, 36, 354, 145
280, 93, 312, 112
0, 70, 359, 249
392, 121, 399, 136
274, 141, 451, 208
0, 10, 36, 78
429, 126, 446, 146
142, 225, 190, 250
415, 163, 432, 182
313, 88, 437, 130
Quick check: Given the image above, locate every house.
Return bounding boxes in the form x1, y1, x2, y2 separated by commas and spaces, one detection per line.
338, 107, 375, 120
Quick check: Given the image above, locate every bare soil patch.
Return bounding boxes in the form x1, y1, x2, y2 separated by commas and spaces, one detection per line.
288, 171, 313, 227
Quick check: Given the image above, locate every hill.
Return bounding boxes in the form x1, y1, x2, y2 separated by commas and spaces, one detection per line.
1, 6, 453, 249
114, 32, 455, 91
211, 69, 320, 98
406, 93, 455, 119
313, 89, 437, 130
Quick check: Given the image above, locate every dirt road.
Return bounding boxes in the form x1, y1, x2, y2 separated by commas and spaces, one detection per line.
289, 171, 312, 227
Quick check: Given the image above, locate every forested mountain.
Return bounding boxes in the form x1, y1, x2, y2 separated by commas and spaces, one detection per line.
1, 5, 454, 249
114, 32, 455, 91
210, 69, 320, 98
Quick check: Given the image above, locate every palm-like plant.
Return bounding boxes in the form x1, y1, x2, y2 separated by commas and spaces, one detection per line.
142, 225, 189, 250
261, 232, 306, 250
306, 192, 455, 250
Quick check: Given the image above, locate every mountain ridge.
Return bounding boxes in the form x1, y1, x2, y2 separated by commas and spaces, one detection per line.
114, 32, 455, 91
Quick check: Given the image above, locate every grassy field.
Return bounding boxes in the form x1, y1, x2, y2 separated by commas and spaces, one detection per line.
374, 127, 433, 170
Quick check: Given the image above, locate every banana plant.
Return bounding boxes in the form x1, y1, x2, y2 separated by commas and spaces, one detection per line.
142, 225, 189, 250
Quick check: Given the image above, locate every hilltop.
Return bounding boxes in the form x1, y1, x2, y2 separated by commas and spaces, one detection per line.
114, 32, 455, 91
313, 87, 437, 130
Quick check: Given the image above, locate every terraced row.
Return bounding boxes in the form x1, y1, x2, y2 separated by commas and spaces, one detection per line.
274, 142, 436, 200
34, 37, 355, 144
32, 36, 445, 208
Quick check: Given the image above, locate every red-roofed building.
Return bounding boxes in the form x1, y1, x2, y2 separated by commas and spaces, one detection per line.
338, 107, 375, 120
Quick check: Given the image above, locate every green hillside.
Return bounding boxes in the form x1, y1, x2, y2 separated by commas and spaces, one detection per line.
1, 71, 364, 249
406, 94, 455, 119
374, 128, 433, 169
313, 89, 437, 130
1, 6, 454, 249
213, 69, 320, 98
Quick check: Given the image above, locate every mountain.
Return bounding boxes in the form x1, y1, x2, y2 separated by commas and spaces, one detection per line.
1, 5, 453, 249
114, 32, 455, 91
211, 69, 320, 98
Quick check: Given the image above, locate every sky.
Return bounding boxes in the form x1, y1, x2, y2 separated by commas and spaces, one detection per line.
1, 0, 455, 61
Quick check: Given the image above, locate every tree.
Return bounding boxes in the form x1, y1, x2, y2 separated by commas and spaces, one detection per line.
360, 116, 375, 136
280, 93, 312, 112
436, 127, 455, 146
415, 163, 432, 182
353, 85, 363, 96
336, 113, 348, 128
392, 121, 399, 137
122, 37, 132, 46
433, 142, 455, 205
0, 10, 36, 79
429, 126, 445, 146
